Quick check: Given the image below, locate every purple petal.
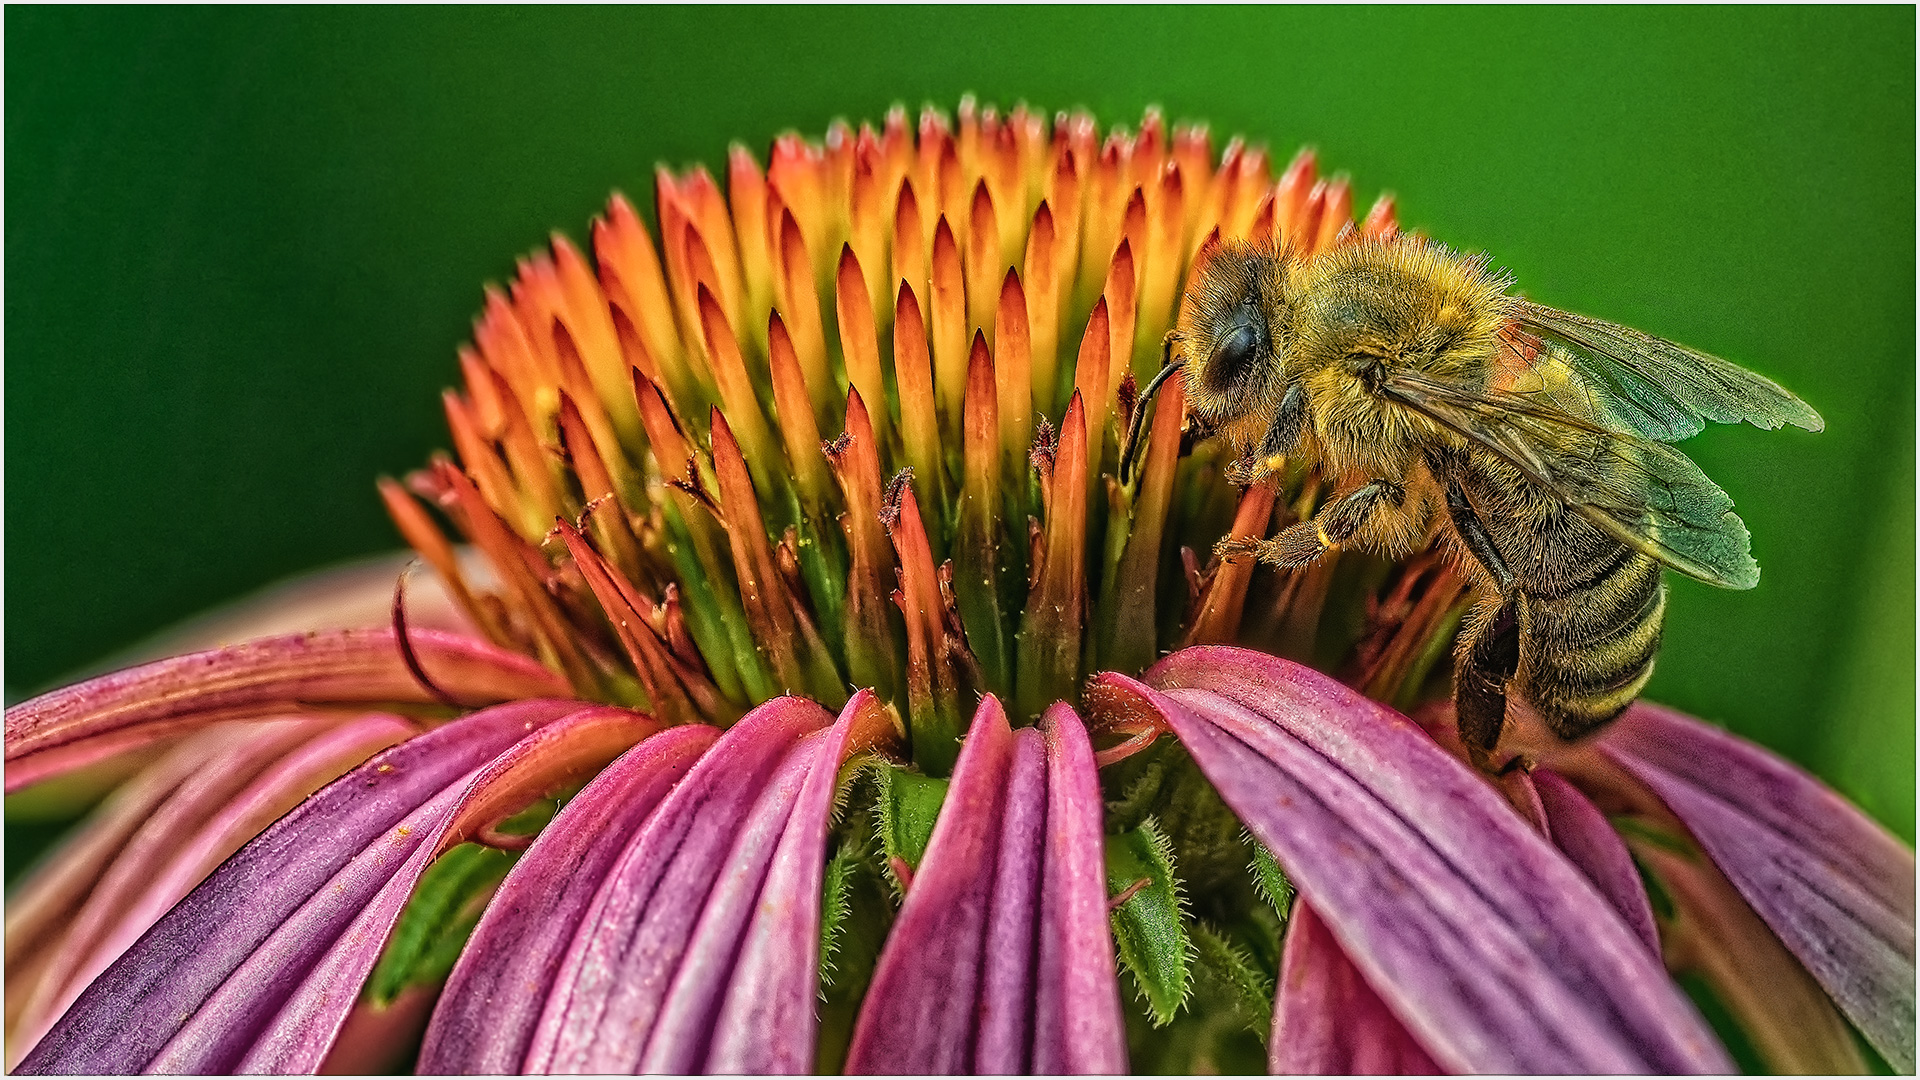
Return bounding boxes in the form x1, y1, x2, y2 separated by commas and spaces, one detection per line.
1532, 768, 1661, 956
846, 699, 1126, 1075
846, 695, 1017, 1074
85, 716, 413, 978
14, 697, 585, 1075
152, 778, 475, 1072
9, 718, 324, 1059
1629, 827, 1870, 1073
4, 628, 567, 791
1093, 646, 1731, 1073
417, 723, 719, 1074
633, 732, 821, 1071
1272, 902, 1441, 1075
1032, 703, 1127, 1075
217, 704, 656, 1074
4, 728, 226, 976
525, 696, 833, 1073
11, 714, 412, 1064
973, 725, 1048, 1073
1600, 702, 1917, 1070
701, 691, 890, 1073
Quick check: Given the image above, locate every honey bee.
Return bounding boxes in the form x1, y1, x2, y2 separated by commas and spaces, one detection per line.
1122, 234, 1823, 765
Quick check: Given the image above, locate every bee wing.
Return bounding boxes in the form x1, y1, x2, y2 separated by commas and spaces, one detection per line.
1511, 300, 1824, 442
1384, 372, 1761, 589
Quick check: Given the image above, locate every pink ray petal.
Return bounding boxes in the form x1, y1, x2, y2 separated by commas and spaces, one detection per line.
702, 691, 890, 1073
1272, 902, 1441, 1075
1091, 647, 1730, 1073
418, 723, 719, 1074
1032, 703, 1127, 1075
220, 704, 656, 1073
846, 695, 1017, 1073
150, 763, 482, 1072
973, 724, 1047, 1073
98, 714, 414, 969
4, 728, 224, 976
10, 714, 412, 1064
525, 696, 833, 1073
9, 718, 322, 1060
1533, 767, 1661, 956
628, 734, 820, 1071
847, 698, 1126, 1075
4, 628, 567, 790
1599, 702, 1917, 1071
1630, 825, 1868, 1073
14, 698, 585, 1075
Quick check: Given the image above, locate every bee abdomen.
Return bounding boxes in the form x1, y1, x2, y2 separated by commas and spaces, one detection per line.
1520, 549, 1665, 740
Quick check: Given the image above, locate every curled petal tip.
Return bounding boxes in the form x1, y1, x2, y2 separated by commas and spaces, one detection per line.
5, 628, 567, 791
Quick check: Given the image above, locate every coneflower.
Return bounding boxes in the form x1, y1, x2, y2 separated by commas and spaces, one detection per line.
8, 102, 1912, 1075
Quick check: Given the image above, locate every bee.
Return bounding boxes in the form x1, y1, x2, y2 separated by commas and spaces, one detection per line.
1122, 234, 1823, 765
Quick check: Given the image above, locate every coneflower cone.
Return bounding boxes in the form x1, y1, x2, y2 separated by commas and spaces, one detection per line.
381, 100, 1437, 744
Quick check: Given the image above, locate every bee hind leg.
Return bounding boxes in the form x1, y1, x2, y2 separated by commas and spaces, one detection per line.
1455, 594, 1521, 760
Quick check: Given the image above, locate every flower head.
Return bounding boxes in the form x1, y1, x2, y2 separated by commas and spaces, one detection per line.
7, 102, 1912, 1075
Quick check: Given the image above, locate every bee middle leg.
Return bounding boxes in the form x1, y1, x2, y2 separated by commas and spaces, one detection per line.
1219, 476, 1405, 567
1442, 475, 1513, 590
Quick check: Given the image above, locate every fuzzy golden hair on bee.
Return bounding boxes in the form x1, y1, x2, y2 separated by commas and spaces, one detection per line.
1278, 237, 1521, 475
1285, 236, 1517, 389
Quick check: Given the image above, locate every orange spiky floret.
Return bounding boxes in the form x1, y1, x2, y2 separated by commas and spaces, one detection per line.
892, 282, 948, 544
1135, 161, 1187, 368
927, 215, 968, 440
964, 181, 1002, 340
1015, 392, 1089, 722
727, 144, 774, 324
709, 410, 843, 708
1096, 371, 1186, 677
992, 268, 1035, 473
1022, 200, 1065, 417
891, 179, 929, 308
834, 246, 893, 450
956, 332, 1009, 693
884, 476, 965, 772
772, 210, 835, 425
389, 104, 1462, 772
825, 388, 903, 705
1183, 482, 1278, 649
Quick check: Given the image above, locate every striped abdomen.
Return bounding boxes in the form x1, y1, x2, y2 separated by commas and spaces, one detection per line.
1515, 542, 1666, 740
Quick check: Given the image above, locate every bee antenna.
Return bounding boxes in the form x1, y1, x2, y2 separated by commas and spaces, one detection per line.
1119, 355, 1185, 487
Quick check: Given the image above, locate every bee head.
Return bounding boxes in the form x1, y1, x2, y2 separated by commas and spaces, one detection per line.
1174, 242, 1291, 442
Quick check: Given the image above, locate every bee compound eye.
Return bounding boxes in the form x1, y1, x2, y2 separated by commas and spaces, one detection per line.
1210, 320, 1262, 387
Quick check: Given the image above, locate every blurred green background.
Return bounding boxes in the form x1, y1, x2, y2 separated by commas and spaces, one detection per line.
6, 7, 1912, 837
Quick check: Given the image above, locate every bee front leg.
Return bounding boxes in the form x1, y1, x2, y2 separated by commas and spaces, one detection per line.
1222, 453, 1262, 487
1222, 384, 1308, 487
1220, 477, 1405, 568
